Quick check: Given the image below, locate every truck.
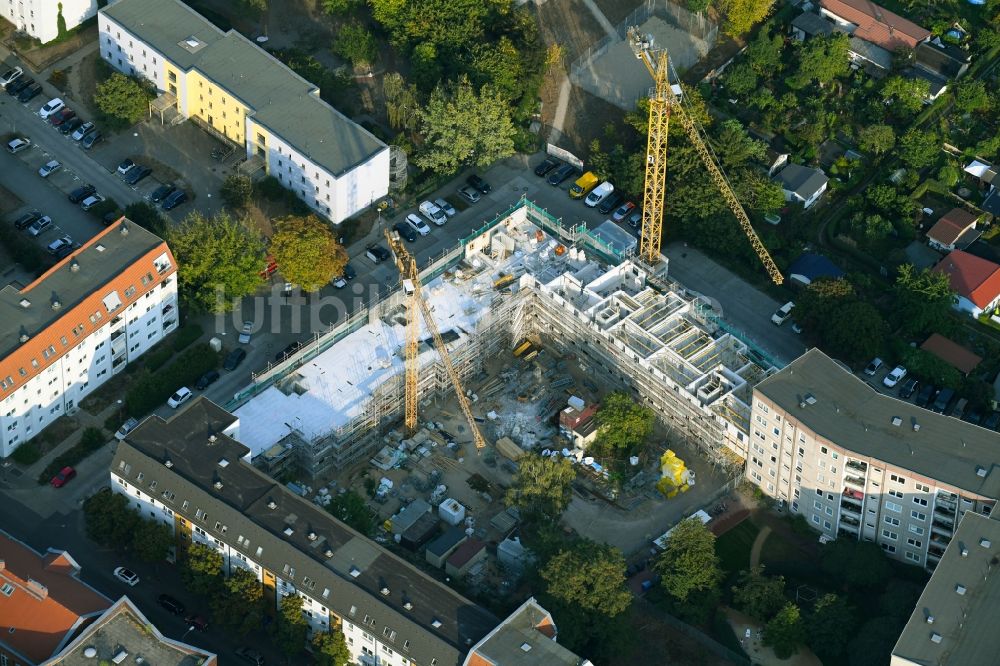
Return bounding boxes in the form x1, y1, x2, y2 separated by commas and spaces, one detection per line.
585, 181, 615, 208
770, 301, 794, 325
569, 171, 600, 199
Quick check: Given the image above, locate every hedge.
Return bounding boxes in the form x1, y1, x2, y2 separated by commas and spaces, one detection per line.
0, 225, 46, 275
11, 441, 42, 466
125, 343, 219, 417
37, 427, 107, 484
172, 323, 203, 352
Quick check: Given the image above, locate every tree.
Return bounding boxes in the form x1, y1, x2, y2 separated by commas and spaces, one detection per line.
880, 76, 930, 115
333, 22, 378, 69
83, 490, 139, 550
713, 119, 766, 168
893, 264, 954, 336
313, 630, 351, 666
593, 391, 654, 457
732, 566, 787, 621
211, 568, 264, 636
654, 517, 723, 602
415, 76, 516, 173
687, 0, 711, 11
327, 490, 374, 535
220, 174, 253, 210
131, 519, 173, 563
470, 37, 523, 101
181, 543, 224, 596
506, 453, 576, 521
902, 348, 962, 389
938, 164, 960, 188
588, 139, 612, 180
124, 201, 167, 236
719, 0, 775, 37
956, 80, 992, 114
411, 42, 443, 90
269, 215, 346, 292
764, 603, 805, 659
166, 212, 265, 313
724, 62, 758, 97
368, 0, 507, 52
93, 73, 154, 128
322, 0, 360, 14
850, 212, 893, 242
806, 594, 857, 663
541, 542, 632, 617
242, 0, 268, 10
898, 128, 939, 170
820, 540, 890, 589
788, 33, 849, 88
858, 124, 896, 156
847, 617, 904, 666
823, 299, 887, 365
275, 594, 308, 657
746, 32, 785, 75
734, 169, 785, 212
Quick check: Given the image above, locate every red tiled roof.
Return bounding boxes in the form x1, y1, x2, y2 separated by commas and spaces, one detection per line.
820, 0, 930, 50
447, 539, 486, 569
933, 250, 1000, 309
927, 208, 979, 246
920, 333, 982, 375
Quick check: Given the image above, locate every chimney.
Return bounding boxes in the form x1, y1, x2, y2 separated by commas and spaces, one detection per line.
70, 259, 79, 272
26, 579, 48, 599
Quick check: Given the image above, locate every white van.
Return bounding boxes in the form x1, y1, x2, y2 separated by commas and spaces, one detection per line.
418, 201, 447, 226
584, 181, 614, 208
771, 301, 794, 325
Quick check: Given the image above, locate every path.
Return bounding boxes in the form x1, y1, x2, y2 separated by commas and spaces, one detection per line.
749, 525, 772, 568
724, 608, 823, 666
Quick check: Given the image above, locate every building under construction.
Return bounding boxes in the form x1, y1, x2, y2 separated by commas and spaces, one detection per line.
228, 199, 775, 477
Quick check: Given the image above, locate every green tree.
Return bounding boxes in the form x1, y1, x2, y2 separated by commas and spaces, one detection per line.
93, 73, 154, 128
858, 124, 896, 156
415, 76, 515, 173
328, 490, 374, 535
610, 147, 646, 197
541, 542, 632, 617
588, 139, 612, 180
720, 0, 776, 37
975, 28, 1000, 53
734, 169, 785, 212
322, 0, 361, 13
313, 630, 352, 666
167, 212, 265, 313
220, 174, 253, 210
83, 490, 139, 550
724, 62, 758, 97
368, 0, 506, 51
788, 33, 849, 88
56, 3, 67, 38
822, 299, 887, 364
333, 22, 378, 69
820, 540, 889, 589
242, 0, 268, 11
654, 517, 723, 602
746, 32, 785, 75
897, 128, 939, 170
470, 36, 523, 100
506, 453, 576, 522
807, 593, 857, 663
880, 76, 930, 115
687, 0, 711, 11
593, 391, 654, 457
411, 41, 443, 90
955, 80, 992, 114
713, 119, 766, 168
275, 594, 308, 657
893, 264, 954, 336
902, 348, 962, 389
131, 519, 173, 563
938, 164, 960, 188
181, 543, 224, 596
124, 201, 167, 236
211, 568, 264, 636
732, 566, 787, 621
847, 617, 903, 666
764, 603, 806, 659
851, 212, 893, 242
269, 215, 346, 292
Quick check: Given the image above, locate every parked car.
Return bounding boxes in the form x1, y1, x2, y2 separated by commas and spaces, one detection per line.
790, 321, 803, 334
6, 77, 30, 96
167, 387, 193, 408
117, 158, 135, 176
162, 189, 187, 210
26, 216, 53, 236
38, 160, 62, 178
534, 157, 560, 177
68, 184, 96, 203
60, 117, 83, 136
467, 174, 491, 194
158, 594, 186, 615
115, 417, 139, 441
49, 466, 76, 488
80, 130, 103, 150
38, 98, 65, 120
898, 377, 919, 400
931, 387, 955, 414
627, 209, 642, 228
434, 198, 457, 217
0, 66, 22, 89
81, 194, 106, 211
113, 567, 140, 586
547, 163, 577, 186
234, 647, 265, 666
194, 370, 220, 390
125, 165, 152, 185
184, 615, 209, 631
343, 263, 356, 280
963, 407, 984, 425
53, 244, 74, 260
275, 342, 301, 362
882, 366, 907, 388
365, 244, 391, 263
863, 357, 883, 376
6, 137, 30, 154
18, 83, 42, 103
458, 186, 480, 203
612, 201, 636, 222
333, 275, 348, 288
407, 213, 432, 236
598, 192, 625, 216
72, 121, 95, 141
982, 411, 1000, 431
46, 235, 75, 255
418, 200, 446, 226
150, 184, 176, 203
223, 348, 247, 371
13, 211, 41, 230
915, 384, 937, 408
771, 301, 794, 326
238, 320, 253, 344
393, 221, 417, 242
49, 108, 75, 128
585, 181, 614, 208
102, 210, 122, 226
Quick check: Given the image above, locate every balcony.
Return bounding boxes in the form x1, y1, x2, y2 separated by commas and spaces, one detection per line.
110, 315, 124, 327
932, 512, 954, 527
842, 488, 863, 503
111, 341, 126, 358
838, 526, 858, 539
163, 318, 177, 331
840, 504, 861, 520
162, 303, 174, 315
844, 475, 865, 489
935, 498, 957, 514
846, 459, 868, 473
931, 521, 954, 538
840, 513, 860, 527
110, 328, 124, 341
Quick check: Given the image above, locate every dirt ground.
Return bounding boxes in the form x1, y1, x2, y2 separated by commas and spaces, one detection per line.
3, 22, 98, 72
616, 600, 741, 666
725, 608, 823, 666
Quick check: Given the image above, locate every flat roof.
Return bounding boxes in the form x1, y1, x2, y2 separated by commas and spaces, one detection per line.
102, 0, 386, 177
114, 398, 497, 666
463, 598, 585, 666
755, 348, 1000, 498
892, 512, 1000, 665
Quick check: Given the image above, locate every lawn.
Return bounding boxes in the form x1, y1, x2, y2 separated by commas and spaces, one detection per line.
714, 518, 760, 575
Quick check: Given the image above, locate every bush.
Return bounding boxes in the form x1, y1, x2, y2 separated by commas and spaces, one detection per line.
254, 175, 286, 201
143, 345, 174, 372
11, 441, 42, 465
37, 427, 108, 484
172, 323, 203, 351
87, 197, 120, 220
124, 202, 167, 236
0, 225, 46, 275
125, 343, 219, 417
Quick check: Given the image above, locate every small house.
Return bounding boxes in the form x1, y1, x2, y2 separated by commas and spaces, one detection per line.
425, 525, 468, 568
926, 208, 980, 251
445, 539, 487, 578
775, 164, 829, 209
932, 250, 1000, 318
920, 333, 982, 376
559, 403, 599, 448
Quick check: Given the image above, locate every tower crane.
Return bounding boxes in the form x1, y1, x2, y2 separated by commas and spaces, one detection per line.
627, 27, 784, 285
384, 230, 488, 451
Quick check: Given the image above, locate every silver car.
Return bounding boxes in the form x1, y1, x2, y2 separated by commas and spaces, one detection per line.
38, 160, 61, 178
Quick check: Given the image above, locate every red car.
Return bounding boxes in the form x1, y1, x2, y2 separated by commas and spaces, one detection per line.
49, 108, 75, 127
50, 466, 76, 488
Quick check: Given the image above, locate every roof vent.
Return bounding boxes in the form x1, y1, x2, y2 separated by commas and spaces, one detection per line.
51, 295, 61, 310
18, 328, 29, 343
891, 416, 902, 427
283, 527, 294, 537
213, 480, 224, 490
120, 222, 129, 236
956, 584, 967, 595
267, 500, 278, 510
83, 646, 97, 658
431, 618, 442, 629
913, 422, 921, 432
307, 531, 317, 541
520, 642, 532, 652
217, 457, 229, 468
930, 633, 942, 644
209, 435, 217, 443
380, 586, 390, 596
70, 259, 79, 272
325, 549, 334, 558
18, 299, 30, 308
403, 601, 413, 611
981, 538, 992, 548
976, 466, 988, 478
804, 393, 817, 405
349, 566, 361, 578
164, 458, 173, 468
961, 544, 969, 557
96, 244, 106, 252
926, 613, 934, 624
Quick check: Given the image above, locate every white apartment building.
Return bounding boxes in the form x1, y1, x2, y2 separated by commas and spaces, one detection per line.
0, 220, 177, 458
746, 348, 999, 570
111, 398, 500, 666
98, 0, 389, 225
1, 0, 97, 44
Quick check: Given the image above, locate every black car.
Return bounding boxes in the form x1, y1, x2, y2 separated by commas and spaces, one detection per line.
158, 594, 185, 616
150, 184, 176, 203
194, 370, 220, 390
13, 210, 41, 230
365, 244, 391, 263
534, 158, 560, 177
223, 348, 247, 371
59, 117, 83, 136
125, 165, 152, 185
547, 163, 577, 186
915, 384, 937, 408
275, 341, 301, 362
598, 193, 625, 215
234, 647, 265, 666
80, 130, 102, 150
343, 263, 356, 280
162, 190, 187, 210
467, 174, 491, 194
392, 221, 417, 243
963, 408, 984, 426
983, 411, 1000, 431
18, 83, 42, 103
898, 377, 919, 400
68, 184, 96, 204
6, 77, 31, 96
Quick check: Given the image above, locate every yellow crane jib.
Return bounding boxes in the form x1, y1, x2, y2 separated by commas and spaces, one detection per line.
625, 28, 784, 285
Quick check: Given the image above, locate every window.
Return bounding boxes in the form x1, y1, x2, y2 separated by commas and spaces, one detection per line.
772, 427, 780, 437
889, 489, 904, 499
884, 516, 900, 526
911, 510, 926, 521
812, 515, 821, 525
913, 497, 928, 506
905, 552, 920, 563
814, 500, 823, 510
886, 501, 902, 513
891, 474, 906, 484
908, 525, 925, 535
882, 544, 896, 553
907, 537, 922, 548
821, 446, 828, 454
124, 285, 136, 299
881, 529, 898, 540
0, 583, 13, 596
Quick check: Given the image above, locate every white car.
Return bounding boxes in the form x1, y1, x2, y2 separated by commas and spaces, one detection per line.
863, 357, 883, 376
883, 366, 907, 388
407, 213, 431, 236
71, 121, 95, 141
38, 160, 61, 178
238, 320, 253, 344
80, 194, 106, 211
46, 235, 74, 255
770, 301, 794, 325
113, 566, 140, 586
167, 387, 192, 409
418, 200, 446, 226
434, 198, 456, 217
0, 66, 22, 89
6, 137, 30, 154
38, 98, 65, 120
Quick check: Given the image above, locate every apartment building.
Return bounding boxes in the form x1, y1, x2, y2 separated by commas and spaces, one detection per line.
0, 220, 177, 458
746, 348, 999, 569
463, 597, 590, 666
0, 0, 97, 44
98, 0, 389, 225
110, 397, 500, 666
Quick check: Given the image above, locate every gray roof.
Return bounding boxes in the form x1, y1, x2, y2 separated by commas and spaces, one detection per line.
427, 526, 467, 558
791, 12, 836, 37
112, 398, 497, 666
892, 512, 1000, 665
982, 189, 1000, 217
849, 36, 893, 70
915, 41, 972, 78
102, 0, 386, 177
755, 349, 1000, 499
774, 164, 828, 199
904, 65, 948, 96
464, 598, 586, 666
